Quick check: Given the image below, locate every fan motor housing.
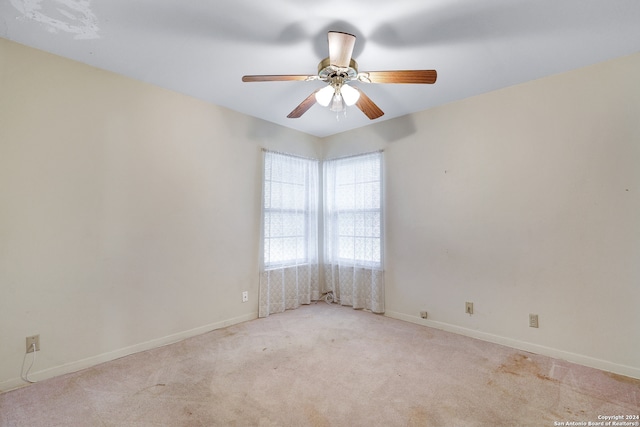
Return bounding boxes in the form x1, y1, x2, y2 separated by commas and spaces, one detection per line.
318, 57, 358, 80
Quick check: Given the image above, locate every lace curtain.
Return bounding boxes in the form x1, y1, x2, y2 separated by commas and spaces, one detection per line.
259, 150, 320, 318
323, 152, 384, 313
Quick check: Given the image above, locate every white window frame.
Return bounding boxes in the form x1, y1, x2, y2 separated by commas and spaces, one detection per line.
324, 152, 383, 269
262, 151, 319, 270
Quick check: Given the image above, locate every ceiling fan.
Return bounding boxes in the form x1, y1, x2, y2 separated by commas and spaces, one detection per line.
242, 31, 437, 120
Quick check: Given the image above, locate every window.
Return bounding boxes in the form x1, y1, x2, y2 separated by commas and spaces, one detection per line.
260, 149, 384, 316
324, 152, 382, 268
262, 151, 319, 268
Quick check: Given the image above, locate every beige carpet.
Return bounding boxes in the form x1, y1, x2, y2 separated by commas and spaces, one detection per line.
1, 303, 638, 426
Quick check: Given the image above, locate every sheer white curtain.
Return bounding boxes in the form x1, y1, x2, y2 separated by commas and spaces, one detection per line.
323, 151, 384, 313
259, 150, 320, 318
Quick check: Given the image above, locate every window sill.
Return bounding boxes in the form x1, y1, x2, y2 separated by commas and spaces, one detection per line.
264, 263, 316, 271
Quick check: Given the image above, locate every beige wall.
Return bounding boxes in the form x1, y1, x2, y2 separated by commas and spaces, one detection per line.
2, 38, 638, 389
324, 53, 640, 378
0, 39, 322, 390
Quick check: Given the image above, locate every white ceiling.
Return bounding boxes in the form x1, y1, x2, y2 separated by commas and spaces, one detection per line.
2, 0, 639, 137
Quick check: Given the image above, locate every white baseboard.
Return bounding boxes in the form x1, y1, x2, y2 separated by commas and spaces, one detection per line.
4, 309, 636, 393
385, 310, 640, 380
0, 312, 258, 393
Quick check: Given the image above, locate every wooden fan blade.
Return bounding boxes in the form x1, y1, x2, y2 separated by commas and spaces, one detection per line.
358, 70, 437, 84
287, 90, 319, 118
328, 31, 356, 69
354, 88, 384, 120
242, 75, 315, 82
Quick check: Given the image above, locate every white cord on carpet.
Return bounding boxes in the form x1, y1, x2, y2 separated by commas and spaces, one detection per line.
21, 343, 37, 383
312, 291, 339, 305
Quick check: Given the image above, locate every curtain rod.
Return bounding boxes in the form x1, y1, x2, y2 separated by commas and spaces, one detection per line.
324, 149, 384, 162
261, 148, 320, 161
262, 148, 384, 162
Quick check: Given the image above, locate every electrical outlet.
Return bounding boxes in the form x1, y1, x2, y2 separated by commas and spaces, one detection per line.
420, 311, 428, 319
242, 291, 248, 303
529, 314, 539, 328
26, 335, 40, 353
465, 302, 473, 315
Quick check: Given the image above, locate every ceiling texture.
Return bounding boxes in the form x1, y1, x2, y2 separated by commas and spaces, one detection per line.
1, 0, 640, 137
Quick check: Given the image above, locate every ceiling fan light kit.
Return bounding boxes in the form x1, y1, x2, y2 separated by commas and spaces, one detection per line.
315, 85, 334, 107
339, 84, 360, 106
242, 31, 437, 120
